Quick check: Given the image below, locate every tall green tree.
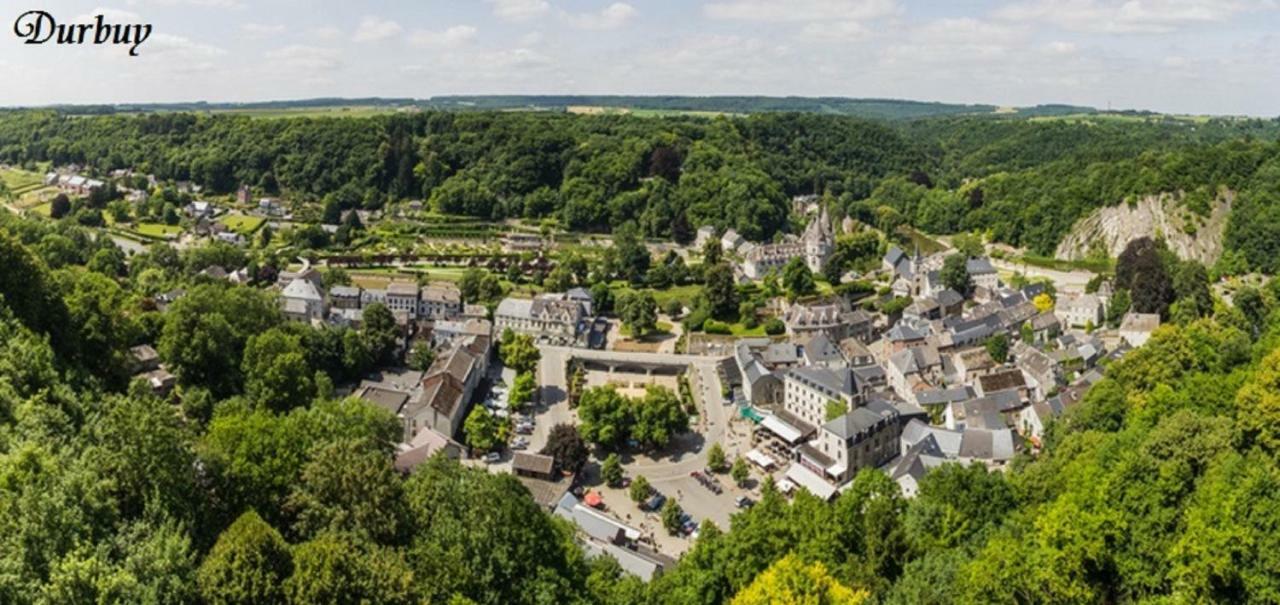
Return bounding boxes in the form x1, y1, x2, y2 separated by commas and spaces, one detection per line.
940, 254, 972, 296
285, 439, 407, 544
782, 257, 817, 299
197, 511, 293, 605
242, 328, 315, 412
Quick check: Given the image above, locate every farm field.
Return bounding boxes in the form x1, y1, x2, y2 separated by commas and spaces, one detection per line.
1, 167, 47, 200
209, 105, 408, 119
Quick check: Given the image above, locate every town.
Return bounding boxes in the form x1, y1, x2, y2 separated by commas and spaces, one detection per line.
4, 161, 1169, 574
1, 91, 1277, 603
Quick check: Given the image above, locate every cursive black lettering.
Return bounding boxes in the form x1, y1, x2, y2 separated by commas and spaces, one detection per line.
12, 10, 153, 56
130, 24, 151, 57
13, 10, 54, 45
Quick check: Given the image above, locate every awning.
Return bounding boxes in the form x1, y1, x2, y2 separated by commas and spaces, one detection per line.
761, 414, 804, 444
584, 490, 603, 508
784, 463, 838, 501
745, 449, 776, 470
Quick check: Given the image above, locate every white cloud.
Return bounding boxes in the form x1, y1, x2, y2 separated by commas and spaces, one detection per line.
126, 0, 245, 8
881, 18, 1023, 65
1045, 41, 1078, 54
408, 25, 479, 48
801, 19, 872, 40
310, 26, 343, 40
487, 0, 550, 21
74, 8, 143, 23
704, 0, 897, 22
265, 45, 342, 72
352, 15, 403, 43
995, 0, 1275, 34
562, 3, 638, 30
147, 33, 227, 58
242, 23, 286, 37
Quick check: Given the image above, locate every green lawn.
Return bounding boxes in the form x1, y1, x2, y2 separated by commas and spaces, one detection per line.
132, 223, 183, 238
1, 168, 46, 197
218, 214, 266, 235
647, 284, 702, 308
728, 322, 767, 337
620, 321, 675, 338
30, 202, 51, 217
17, 186, 57, 209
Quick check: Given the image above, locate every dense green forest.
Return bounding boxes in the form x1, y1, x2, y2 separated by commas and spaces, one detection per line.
3, 204, 1280, 602
3, 108, 1280, 270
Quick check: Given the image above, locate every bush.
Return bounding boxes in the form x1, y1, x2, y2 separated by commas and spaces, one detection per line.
703, 319, 731, 335
663, 299, 684, 317
763, 318, 785, 335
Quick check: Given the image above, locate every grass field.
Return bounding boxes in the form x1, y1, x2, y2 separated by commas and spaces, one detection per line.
17, 186, 57, 209
1, 168, 46, 197
565, 105, 740, 119
218, 214, 266, 235
1029, 113, 1212, 125
30, 202, 51, 217
132, 223, 183, 238
728, 322, 767, 337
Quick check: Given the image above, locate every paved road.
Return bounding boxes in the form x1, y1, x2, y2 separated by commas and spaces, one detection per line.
990, 257, 1095, 294
531, 346, 575, 453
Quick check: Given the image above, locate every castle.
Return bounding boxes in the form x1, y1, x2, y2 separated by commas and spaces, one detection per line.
739, 205, 834, 280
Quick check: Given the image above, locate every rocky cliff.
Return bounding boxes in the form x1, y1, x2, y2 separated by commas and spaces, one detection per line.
1054, 191, 1233, 265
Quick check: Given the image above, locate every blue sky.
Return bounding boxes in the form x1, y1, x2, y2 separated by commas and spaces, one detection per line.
3, 0, 1279, 115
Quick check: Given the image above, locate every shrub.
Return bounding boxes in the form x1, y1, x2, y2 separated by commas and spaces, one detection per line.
703, 319, 731, 335
763, 318, 785, 335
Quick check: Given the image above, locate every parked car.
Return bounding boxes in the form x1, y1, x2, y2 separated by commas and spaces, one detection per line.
483, 452, 501, 464
511, 438, 529, 450
644, 493, 666, 512
516, 424, 534, 435
735, 496, 754, 509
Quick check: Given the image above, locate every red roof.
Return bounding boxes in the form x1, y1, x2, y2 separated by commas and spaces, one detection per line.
584, 490, 603, 507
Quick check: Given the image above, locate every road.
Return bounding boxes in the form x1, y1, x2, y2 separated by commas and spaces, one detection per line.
989, 257, 1095, 294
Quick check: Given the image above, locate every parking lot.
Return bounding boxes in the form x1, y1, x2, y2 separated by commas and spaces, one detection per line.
527, 345, 778, 557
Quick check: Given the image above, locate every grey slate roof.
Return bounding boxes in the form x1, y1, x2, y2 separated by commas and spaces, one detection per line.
799, 333, 844, 365
966, 257, 997, 275
788, 366, 855, 399
823, 399, 899, 440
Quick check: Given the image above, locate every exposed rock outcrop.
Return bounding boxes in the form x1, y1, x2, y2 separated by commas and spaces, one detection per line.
1055, 192, 1232, 265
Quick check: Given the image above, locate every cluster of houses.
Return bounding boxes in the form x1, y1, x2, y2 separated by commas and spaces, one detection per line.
271, 263, 505, 466
46, 167, 153, 204
723, 245, 1160, 500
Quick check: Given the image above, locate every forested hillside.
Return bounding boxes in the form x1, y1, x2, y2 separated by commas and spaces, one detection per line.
1, 109, 1279, 267
2, 206, 1280, 602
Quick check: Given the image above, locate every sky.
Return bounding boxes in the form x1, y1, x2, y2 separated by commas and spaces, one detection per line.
2, 0, 1279, 115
